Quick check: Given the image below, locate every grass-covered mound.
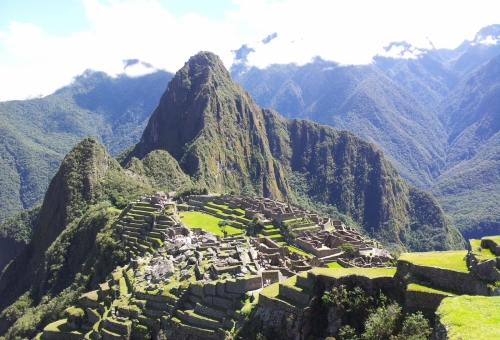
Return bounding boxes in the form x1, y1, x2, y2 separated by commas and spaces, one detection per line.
399, 251, 468, 272
436, 295, 500, 339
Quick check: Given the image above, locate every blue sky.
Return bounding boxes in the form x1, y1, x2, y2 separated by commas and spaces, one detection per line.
0, 0, 499, 101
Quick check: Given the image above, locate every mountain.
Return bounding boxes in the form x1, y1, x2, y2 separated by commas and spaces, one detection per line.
0, 52, 465, 338
430, 54, 500, 239
0, 68, 172, 223
231, 25, 500, 240
124, 51, 463, 251
0, 138, 151, 336
231, 58, 447, 189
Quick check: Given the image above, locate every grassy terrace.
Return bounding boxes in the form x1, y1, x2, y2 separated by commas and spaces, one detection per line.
483, 235, 500, 243
407, 283, 455, 296
310, 267, 397, 279
470, 239, 496, 261
44, 319, 84, 334
326, 261, 343, 268
399, 251, 468, 273
437, 296, 500, 340
179, 211, 242, 237
277, 241, 313, 258
260, 282, 280, 298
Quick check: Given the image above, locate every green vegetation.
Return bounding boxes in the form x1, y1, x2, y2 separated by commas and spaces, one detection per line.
436, 296, 500, 339
399, 251, 468, 272
310, 267, 397, 279
0, 69, 172, 223
407, 283, 455, 296
339, 242, 356, 256
320, 284, 432, 339
0, 205, 40, 271
469, 239, 496, 261
326, 261, 343, 268
180, 211, 241, 237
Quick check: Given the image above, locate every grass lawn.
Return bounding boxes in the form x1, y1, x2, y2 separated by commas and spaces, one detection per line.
399, 251, 468, 272
407, 283, 455, 296
277, 241, 314, 258
260, 282, 280, 298
326, 261, 343, 268
310, 267, 397, 279
179, 211, 242, 237
470, 239, 496, 261
437, 296, 500, 340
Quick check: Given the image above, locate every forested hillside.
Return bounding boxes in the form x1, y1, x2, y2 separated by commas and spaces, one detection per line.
231, 24, 500, 239
0, 69, 172, 222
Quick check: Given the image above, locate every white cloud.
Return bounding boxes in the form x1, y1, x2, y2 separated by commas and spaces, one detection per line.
0, 0, 499, 101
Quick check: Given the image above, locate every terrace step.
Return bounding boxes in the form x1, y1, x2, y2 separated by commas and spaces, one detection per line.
176, 310, 222, 329
169, 317, 218, 339
194, 302, 226, 320
262, 229, 281, 236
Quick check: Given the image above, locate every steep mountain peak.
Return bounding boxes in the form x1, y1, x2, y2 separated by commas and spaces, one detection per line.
126, 51, 289, 198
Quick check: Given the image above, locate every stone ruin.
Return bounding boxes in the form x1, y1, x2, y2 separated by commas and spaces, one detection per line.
186, 194, 392, 268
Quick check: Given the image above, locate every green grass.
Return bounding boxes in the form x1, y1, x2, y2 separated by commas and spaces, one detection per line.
326, 261, 343, 268
482, 235, 500, 246
407, 283, 455, 296
65, 306, 85, 318
436, 295, 500, 339
310, 267, 397, 279
107, 206, 123, 214
399, 251, 468, 273
119, 277, 128, 296
277, 241, 314, 258
260, 282, 280, 298
179, 211, 242, 237
43, 319, 83, 334
470, 239, 496, 261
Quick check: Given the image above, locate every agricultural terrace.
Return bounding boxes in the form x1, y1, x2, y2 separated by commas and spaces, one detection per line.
179, 211, 242, 237
436, 295, 500, 340
469, 239, 496, 261
399, 251, 468, 273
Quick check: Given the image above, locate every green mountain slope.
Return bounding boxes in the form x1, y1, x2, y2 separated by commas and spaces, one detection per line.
0, 69, 172, 222
232, 59, 447, 189
0, 138, 150, 336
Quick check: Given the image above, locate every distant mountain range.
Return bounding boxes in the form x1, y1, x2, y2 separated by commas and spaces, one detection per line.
230, 24, 500, 239
0, 69, 173, 222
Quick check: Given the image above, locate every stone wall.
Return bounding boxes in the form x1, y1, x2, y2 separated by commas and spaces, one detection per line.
258, 293, 303, 315
396, 260, 489, 295
405, 289, 451, 311
102, 319, 131, 336
42, 330, 85, 340
481, 239, 500, 256
262, 270, 281, 284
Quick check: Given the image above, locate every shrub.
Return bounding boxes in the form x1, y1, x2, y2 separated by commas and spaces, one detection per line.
362, 302, 401, 340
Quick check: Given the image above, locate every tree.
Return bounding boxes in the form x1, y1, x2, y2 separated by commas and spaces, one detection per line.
397, 312, 432, 340
362, 302, 401, 340
339, 242, 356, 257
218, 219, 232, 237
